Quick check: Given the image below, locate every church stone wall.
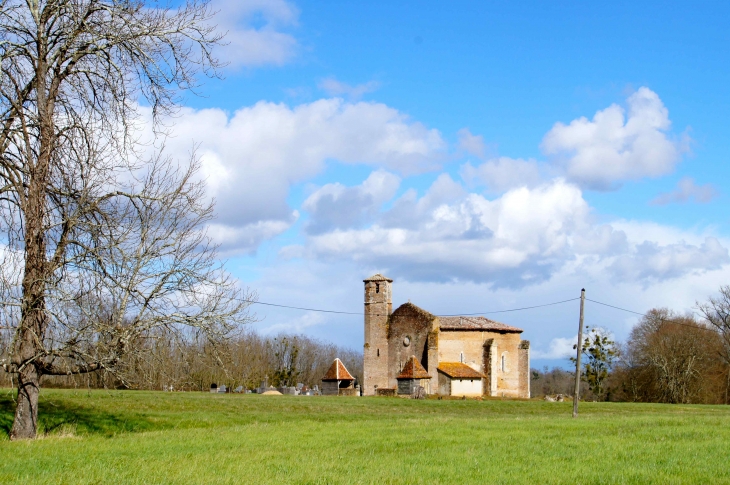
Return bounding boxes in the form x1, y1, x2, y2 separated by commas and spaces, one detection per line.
518, 340, 530, 398
387, 303, 438, 390
439, 331, 524, 397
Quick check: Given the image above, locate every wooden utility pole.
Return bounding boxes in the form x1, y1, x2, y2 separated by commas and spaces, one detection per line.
572, 288, 586, 418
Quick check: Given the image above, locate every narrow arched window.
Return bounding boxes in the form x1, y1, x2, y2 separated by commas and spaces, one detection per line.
460, 352, 464, 363
501, 352, 509, 373
376, 283, 380, 293
377, 348, 380, 357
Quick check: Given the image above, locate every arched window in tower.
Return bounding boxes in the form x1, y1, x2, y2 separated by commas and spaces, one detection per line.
501, 352, 509, 373
460, 352, 464, 363
376, 283, 380, 294
377, 348, 380, 357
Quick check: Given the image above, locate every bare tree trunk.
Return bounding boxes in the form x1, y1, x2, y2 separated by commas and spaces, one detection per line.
9, 35, 52, 438
10, 363, 40, 439
11, 191, 50, 438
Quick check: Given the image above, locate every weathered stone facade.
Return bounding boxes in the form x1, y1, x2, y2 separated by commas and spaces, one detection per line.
363, 275, 392, 395
362, 274, 530, 398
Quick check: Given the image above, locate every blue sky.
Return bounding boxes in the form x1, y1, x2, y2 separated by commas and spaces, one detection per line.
156, 0, 730, 368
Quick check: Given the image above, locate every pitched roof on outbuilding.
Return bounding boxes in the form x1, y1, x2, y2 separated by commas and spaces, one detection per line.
439, 316, 522, 333
396, 356, 431, 379
322, 358, 355, 381
437, 362, 485, 379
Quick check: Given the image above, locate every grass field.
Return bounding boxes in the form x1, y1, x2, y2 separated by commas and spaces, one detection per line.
1, 389, 729, 484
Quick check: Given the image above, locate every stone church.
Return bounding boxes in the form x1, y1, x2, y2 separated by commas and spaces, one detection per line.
363, 274, 530, 398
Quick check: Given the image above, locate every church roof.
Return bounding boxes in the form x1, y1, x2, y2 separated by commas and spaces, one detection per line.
437, 362, 485, 379
322, 358, 355, 381
396, 356, 431, 379
438, 316, 523, 333
392, 302, 437, 320
363, 273, 393, 282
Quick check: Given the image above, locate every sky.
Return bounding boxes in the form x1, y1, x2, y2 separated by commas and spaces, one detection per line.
153, 0, 730, 369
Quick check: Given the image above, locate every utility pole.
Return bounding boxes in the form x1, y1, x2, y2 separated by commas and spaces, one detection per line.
572, 288, 586, 418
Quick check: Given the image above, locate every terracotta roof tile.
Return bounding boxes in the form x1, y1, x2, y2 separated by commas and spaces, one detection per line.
363, 273, 393, 282
437, 362, 485, 379
322, 358, 355, 381
396, 356, 431, 379
438, 316, 522, 333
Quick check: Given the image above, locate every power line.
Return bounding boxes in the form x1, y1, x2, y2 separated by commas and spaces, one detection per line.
244, 300, 362, 315
586, 298, 718, 333
585, 298, 644, 316
438, 298, 580, 316
242, 297, 580, 318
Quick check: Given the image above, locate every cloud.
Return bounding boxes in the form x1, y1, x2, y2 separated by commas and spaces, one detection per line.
298, 174, 729, 288
651, 177, 718, 205
207, 219, 297, 255
532, 327, 615, 360
460, 157, 542, 193
457, 128, 487, 158
532, 336, 577, 360
608, 237, 729, 283
541, 87, 684, 190
305, 178, 591, 287
212, 0, 299, 68
303, 170, 401, 234
143, 99, 445, 253
318, 78, 381, 100
258, 311, 327, 335
381, 173, 466, 230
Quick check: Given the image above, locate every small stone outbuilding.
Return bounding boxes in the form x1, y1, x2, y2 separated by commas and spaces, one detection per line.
321, 358, 357, 396
396, 355, 431, 395
437, 362, 485, 397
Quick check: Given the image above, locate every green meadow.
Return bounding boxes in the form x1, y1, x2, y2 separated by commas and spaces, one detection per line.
1, 389, 729, 484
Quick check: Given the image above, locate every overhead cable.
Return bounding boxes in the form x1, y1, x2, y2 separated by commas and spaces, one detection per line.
437, 298, 580, 316
586, 298, 718, 333
241, 297, 580, 318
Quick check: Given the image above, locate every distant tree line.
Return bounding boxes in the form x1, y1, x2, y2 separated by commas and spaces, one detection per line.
0, 330, 363, 393
5, 286, 730, 405
533, 286, 730, 404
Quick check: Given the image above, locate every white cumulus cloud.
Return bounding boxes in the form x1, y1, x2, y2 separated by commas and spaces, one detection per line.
212, 0, 299, 68
608, 237, 729, 283
141, 99, 445, 253
457, 128, 487, 159
318, 78, 381, 100
532, 336, 577, 360
306, 178, 591, 287
298, 175, 729, 288
541, 87, 683, 190
651, 177, 718, 205
460, 157, 542, 192
303, 170, 401, 234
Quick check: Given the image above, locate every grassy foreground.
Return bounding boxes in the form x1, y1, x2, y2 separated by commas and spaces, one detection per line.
1, 390, 729, 484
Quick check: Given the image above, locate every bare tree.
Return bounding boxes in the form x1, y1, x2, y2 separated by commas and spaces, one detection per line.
622, 309, 724, 404
698, 286, 730, 401
0, 0, 255, 440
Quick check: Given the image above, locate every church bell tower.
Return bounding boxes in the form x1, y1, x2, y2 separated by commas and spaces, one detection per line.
363, 274, 392, 395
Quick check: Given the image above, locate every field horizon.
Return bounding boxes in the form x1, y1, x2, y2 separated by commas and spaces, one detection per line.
1, 388, 729, 484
